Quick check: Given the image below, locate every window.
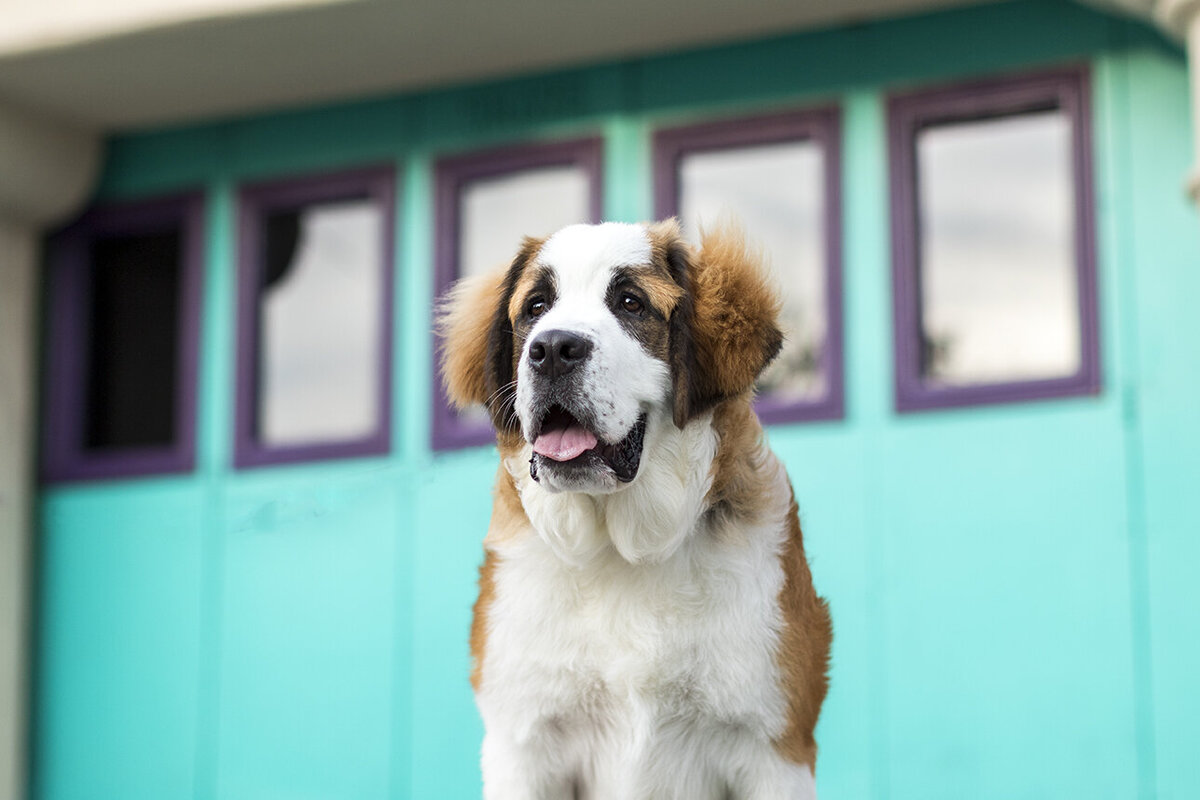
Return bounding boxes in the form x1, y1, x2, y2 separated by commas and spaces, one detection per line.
42, 194, 204, 482
235, 168, 395, 467
888, 68, 1100, 410
654, 109, 844, 423
433, 138, 603, 449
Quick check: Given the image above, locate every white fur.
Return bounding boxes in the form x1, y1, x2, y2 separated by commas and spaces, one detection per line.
482, 439, 814, 799
505, 404, 714, 566
478, 222, 818, 799
515, 223, 666, 473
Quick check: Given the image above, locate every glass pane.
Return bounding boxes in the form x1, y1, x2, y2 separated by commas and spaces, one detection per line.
679, 140, 827, 404
258, 198, 384, 446
85, 229, 183, 450
456, 164, 591, 427
917, 110, 1080, 386
459, 165, 590, 279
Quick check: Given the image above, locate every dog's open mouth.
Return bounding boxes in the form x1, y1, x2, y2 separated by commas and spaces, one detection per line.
529, 405, 647, 484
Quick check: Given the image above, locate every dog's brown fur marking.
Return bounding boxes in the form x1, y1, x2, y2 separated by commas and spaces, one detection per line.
613, 265, 684, 320
472, 465, 534, 690
439, 267, 508, 410
487, 460, 530, 544
606, 265, 681, 363
438, 237, 543, 433
690, 225, 783, 403
691, 241, 829, 770
705, 394, 773, 522
482, 237, 545, 432
646, 218, 690, 273
506, 262, 555, 324
660, 221, 784, 427
470, 548, 498, 692
773, 495, 833, 769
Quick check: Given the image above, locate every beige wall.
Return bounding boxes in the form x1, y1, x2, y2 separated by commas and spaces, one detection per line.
1188, 13, 1200, 201
0, 0, 351, 56
1158, 0, 1200, 202
0, 218, 36, 800
0, 94, 98, 800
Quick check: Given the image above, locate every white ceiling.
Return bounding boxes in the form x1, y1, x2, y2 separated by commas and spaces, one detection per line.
0, 0, 997, 131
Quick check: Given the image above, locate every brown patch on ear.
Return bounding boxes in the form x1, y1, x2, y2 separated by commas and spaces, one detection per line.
648, 220, 700, 428
645, 220, 691, 317
439, 267, 508, 409
772, 494, 833, 770
656, 220, 784, 427
439, 237, 543, 433
687, 223, 783, 421
482, 236, 544, 432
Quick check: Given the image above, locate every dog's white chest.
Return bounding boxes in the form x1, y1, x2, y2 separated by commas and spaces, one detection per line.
477, 522, 796, 798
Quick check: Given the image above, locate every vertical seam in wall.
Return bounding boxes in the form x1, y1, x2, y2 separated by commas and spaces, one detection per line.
397, 154, 433, 466
193, 174, 234, 800
1102, 47, 1158, 800
844, 88, 891, 800
388, 155, 419, 800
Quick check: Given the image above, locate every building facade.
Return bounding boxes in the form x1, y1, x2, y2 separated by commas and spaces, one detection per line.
3, 1, 1200, 798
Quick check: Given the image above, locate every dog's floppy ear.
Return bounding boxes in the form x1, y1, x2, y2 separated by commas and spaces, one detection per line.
660, 219, 783, 427
439, 237, 543, 433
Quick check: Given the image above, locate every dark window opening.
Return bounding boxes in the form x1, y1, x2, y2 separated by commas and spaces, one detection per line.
262, 208, 302, 289
84, 229, 183, 451
41, 193, 202, 483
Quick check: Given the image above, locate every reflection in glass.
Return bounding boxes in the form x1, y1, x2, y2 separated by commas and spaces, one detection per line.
917, 110, 1080, 386
679, 140, 826, 404
459, 166, 590, 278
258, 198, 383, 446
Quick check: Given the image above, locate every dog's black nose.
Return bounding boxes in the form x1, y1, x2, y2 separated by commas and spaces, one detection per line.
528, 330, 593, 378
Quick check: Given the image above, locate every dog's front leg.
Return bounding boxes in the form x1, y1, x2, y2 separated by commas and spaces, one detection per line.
481, 732, 576, 800
725, 753, 817, 800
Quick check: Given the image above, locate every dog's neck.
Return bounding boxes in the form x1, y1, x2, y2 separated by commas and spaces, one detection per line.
503, 408, 719, 567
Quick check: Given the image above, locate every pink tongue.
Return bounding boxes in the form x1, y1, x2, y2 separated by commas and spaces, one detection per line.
533, 425, 598, 462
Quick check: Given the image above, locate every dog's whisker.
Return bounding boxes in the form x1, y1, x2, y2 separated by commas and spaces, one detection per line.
483, 380, 519, 408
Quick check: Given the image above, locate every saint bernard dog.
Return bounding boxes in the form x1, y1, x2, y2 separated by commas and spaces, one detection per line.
440, 219, 831, 800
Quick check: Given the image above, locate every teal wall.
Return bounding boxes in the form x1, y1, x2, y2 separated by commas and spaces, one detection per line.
33, 2, 1200, 798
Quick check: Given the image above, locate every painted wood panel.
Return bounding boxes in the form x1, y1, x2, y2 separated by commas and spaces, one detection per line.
36, 482, 206, 800
1118, 50, 1200, 800
214, 467, 402, 799
33, 4, 1196, 800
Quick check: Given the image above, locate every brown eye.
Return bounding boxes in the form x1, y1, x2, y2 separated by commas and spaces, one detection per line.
620, 293, 643, 315
528, 298, 548, 318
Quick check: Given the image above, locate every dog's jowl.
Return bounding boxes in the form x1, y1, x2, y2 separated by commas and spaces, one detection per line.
440, 219, 832, 800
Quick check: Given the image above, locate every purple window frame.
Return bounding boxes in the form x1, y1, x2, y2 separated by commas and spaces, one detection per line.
653, 108, 845, 424
41, 193, 205, 483
432, 137, 604, 451
888, 67, 1101, 412
234, 166, 396, 468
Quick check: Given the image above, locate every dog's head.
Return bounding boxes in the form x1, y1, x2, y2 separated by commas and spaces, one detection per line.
441, 219, 782, 495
